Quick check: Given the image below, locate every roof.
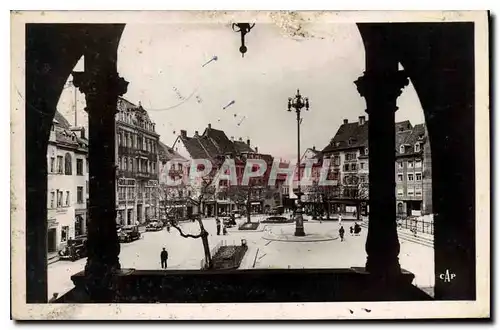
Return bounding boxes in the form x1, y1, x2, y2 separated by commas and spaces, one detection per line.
322, 119, 424, 154
158, 141, 185, 162
180, 135, 210, 159
117, 97, 153, 126
54, 111, 71, 129
202, 127, 237, 155
233, 140, 254, 153
396, 123, 427, 156
321, 121, 369, 153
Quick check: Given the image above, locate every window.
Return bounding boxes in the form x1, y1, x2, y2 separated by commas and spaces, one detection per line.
129, 158, 133, 172
415, 187, 422, 196
77, 186, 84, 204
365, 147, 369, 155
50, 157, 55, 173
408, 174, 414, 182
415, 159, 422, 168
76, 159, 83, 175
153, 162, 156, 173
408, 161, 414, 168
57, 190, 63, 207
50, 192, 55, 208
64, 153, 72, 175
397, 189, 404, 197
399, 145, 405, 154
61, 226, 69, 242
416, 173, 422, 181
124, 157, 128, 171
415, 143, 421, 152
65, 191, 70, 206
350, 163, 357, 171
57, 156, 63, 173
398, 162, 403, 169
86, 159, 89, 173
360, 162, 365, 170
407, 187, 414, 196
118, 132, 122, 146
86, 181, 89, 195
397, 174, 403, 182
343, 164, 349, 171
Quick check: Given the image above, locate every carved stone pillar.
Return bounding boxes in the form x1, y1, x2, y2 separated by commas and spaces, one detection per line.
355, 70, 409, 277
72, 44, 129, 301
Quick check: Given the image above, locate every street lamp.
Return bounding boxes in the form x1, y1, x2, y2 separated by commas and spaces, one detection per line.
232, 23, 255, 57
287, 89, 309, 236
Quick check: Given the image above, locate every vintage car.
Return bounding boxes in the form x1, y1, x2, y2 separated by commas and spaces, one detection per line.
58, 235, 87, 261
146, 221, 163, 231
118, 225, 141, 243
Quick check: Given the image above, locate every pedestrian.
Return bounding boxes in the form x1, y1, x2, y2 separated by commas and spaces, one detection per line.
216, 218, 221, 235
350, 226, 353, 235
160, 247, 168, 269
339, 226, 345, 242
222, 223, 228, 235
353, 210, 357, 219
338, 213, 342, 225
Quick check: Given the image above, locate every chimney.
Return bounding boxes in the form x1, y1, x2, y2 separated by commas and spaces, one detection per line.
208, 123, 211, 129
180, 130, 187, 138
312, 146, 316, 151
231, 136, 234, 142
71, 127, 86, 139
255, 146, 259, 153
195, 131, 199, 136
359, 116, 366, 125
239, 137, 243, 142
247, 139, 250, 146
343, 119, 348, 124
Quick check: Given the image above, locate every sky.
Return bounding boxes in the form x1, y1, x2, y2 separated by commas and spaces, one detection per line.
57, 22, 425, 161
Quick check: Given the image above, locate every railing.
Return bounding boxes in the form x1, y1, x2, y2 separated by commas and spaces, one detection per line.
396, 215, 434, 235
200, 240, 224, 270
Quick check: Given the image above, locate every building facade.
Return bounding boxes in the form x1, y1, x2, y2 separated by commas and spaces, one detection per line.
319, 116, 432, 216
46, 112, 89, 253
158, 141, 191, 221
115, 98, 160, 225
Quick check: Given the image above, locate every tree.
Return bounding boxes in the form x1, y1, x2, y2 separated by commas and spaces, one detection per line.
157, 162, 218, 270
226, 178, 276, 223
339, 173, 369, 220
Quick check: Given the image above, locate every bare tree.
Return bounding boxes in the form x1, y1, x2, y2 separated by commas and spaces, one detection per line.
226, 178, 276, 223
158, 163, 218, 270
339, 173, 369, 220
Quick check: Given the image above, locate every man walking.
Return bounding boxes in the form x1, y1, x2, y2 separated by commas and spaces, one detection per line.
160, 247, 168, 269
339, 226, 345, 242
216, 218, 221, 235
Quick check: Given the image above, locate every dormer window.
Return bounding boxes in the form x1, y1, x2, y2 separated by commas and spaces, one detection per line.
365, 147, 369, 155
399, 145, 405, 154
414, 143, 421, 152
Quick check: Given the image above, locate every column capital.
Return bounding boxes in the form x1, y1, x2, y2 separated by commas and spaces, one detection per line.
72, 71, 129, 109
354, 70, 409, 110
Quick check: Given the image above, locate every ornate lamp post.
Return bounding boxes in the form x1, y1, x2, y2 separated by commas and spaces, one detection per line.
287, 89, 309, 236
232, 23, 255, 57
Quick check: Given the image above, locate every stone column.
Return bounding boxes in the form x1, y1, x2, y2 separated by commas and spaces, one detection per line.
72, 43, 128, 301
355, 69, 409, 277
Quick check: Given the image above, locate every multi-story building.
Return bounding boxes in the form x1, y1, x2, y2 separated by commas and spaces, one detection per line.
172, 124, 286, 216
319, 116, 432, 216
395, 122, 433, 216
158, 141, 190, 220
115, 98, 160, 225
46, 112, 89, 254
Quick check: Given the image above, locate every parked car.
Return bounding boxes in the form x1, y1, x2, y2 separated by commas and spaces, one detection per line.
58, 235, 87, 261
118, 225, 141, 243
146, 221, 163, 231
231, 211, 242, 219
